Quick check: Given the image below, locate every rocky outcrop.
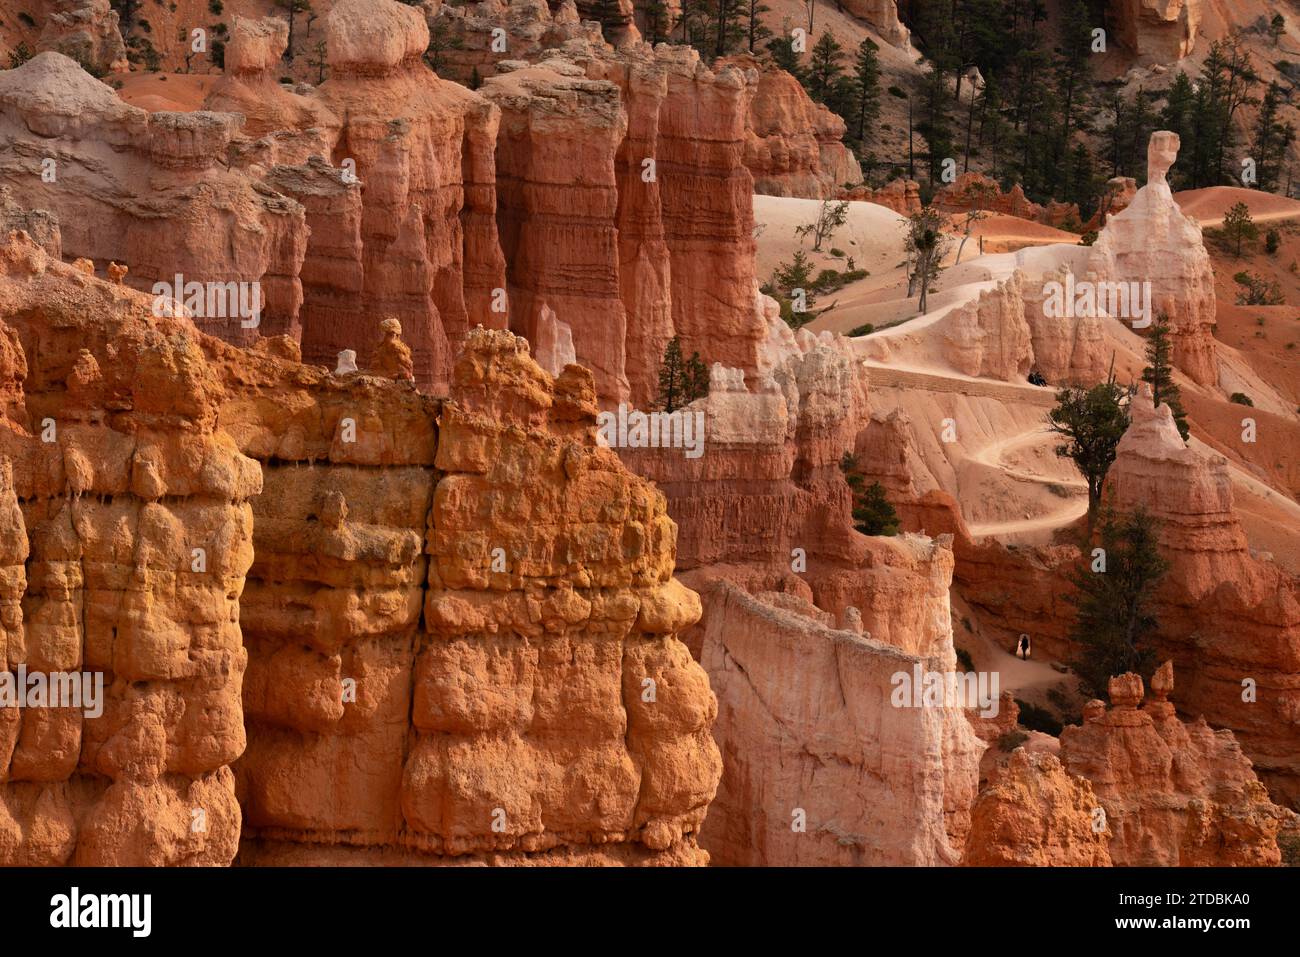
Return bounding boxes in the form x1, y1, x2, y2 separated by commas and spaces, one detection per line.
269, 0, 507, 392
1088, 131, 1217, 385
0, 187, 60, 260
1108, 0, 1200, 61
231, 326, 720, 864
698, 573, 983, 866
619, 304, 984, 865
1060, 665, 1288, 866
964, 749, 1113, 866
843, 178, 920, 215
937, 172, 1079, 228
840, 0, 910, 46
729, 58, 863, 199
205, 16, 339, 154
941, 273, 1034, 380
1019, 263, 1110, 384
36, 0, 127, 76
0, 231, 251, 865
1107, 385, 1300, 808
0, 222, 721, 865
0, 52, 307, 347
482, 60, 632, 404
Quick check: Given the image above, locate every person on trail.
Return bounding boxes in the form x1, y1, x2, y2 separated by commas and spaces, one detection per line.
1016, 634, 1031, 659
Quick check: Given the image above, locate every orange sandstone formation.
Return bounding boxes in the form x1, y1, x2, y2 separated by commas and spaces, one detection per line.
0, 52, 307, 346
0, 224, 720, 866
1059, 665, 1288, 866
1107, 385, 1300, 807
1109, 0, 1201, 61
0, 230, 251, 866
729, 58, 863, 199
963, 749, 1113, 866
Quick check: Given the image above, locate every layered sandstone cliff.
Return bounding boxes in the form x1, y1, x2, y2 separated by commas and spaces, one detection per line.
0, 221, 721, 865
1108, 385, 1300, 808
0, 52, 306, 346
621, 303, 984, 865
0, 230, 251, 865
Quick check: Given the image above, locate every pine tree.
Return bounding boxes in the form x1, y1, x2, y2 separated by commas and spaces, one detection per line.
1066, 506, 1170, 698
1250, 82, 1296, 192
765, 34, 803, 81
805, 31, 845, 104
1048, 376, 1131, 531
904, 206, 950, 314
916, 64, 955, 188
1141, 316, 1190, 443
1222, 201, 1257, 256
846, 38, 881, 156
657, 336, 710, 412
745, 0, 771, 53
642, 0, 670, 44
841, 454, 899, 536
1159, 71, 1196, 188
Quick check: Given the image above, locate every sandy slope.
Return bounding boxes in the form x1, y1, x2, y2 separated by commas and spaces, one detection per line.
1175, 186, 1300, 227
115, 72, 215, 111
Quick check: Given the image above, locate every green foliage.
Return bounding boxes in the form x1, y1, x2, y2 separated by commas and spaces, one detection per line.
1066, 506, 1170, 699
1141, 317, 1190, 443
795, 199, 849, 252
1048, 377, 1130, 528
1234, 270, 1285, 305
1250, 82, 1295, 193
903, 205, 950, 314
842, 453, 900, 536
1223, 201, 1258, 257
1266, 228, 1282, 254
1229, 392, 1254, 406
805, 31, 845, 105
208, 0, 223, 13
7, 42, 33, 69
656, 336, 710, 413
848, 323, 873, 337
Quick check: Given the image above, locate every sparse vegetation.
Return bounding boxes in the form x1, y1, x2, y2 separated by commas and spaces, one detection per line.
1223, 202, 1259, 257
1048, 375, 1131, 530
842, 453, 900, 536
1141, 317, 1190, 442
1066, 506, 1170, 699
656, 336, 710, 413
903, 205, 950, 315
7, 42, 33, 69
1229, 392, 1255, 406
1234, 270, 1285, 305
795, 199, 849, 253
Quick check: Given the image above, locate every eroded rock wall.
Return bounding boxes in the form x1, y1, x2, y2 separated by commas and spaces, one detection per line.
0, 231, 252, 865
